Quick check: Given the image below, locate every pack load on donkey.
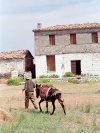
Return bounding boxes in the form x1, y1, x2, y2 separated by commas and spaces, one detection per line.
35, 84, 66, 115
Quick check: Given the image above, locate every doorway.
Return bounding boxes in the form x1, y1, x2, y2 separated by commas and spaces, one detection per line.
71, 60, 81, 75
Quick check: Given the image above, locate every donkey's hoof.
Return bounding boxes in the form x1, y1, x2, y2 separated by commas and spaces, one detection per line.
64, 112, 66, 115
45, 111, 49, 114
50, 113, 53, 115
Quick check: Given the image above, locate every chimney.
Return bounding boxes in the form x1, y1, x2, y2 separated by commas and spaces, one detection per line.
37, 23, 42, 29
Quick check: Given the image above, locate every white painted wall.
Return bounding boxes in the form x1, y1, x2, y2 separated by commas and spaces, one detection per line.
35, 53, 100, 78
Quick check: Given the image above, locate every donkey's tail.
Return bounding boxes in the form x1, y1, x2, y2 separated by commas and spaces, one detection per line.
58, 97, 64, 103
53, 90, 64, 103
56, 93, 64, 103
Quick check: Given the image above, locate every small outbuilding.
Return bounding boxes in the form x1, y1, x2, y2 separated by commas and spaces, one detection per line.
0, 49, 36, 78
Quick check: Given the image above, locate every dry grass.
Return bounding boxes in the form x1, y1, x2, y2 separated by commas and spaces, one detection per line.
0, 82, 100, 132
0, 108, 13, 123
0, 82, 100, 110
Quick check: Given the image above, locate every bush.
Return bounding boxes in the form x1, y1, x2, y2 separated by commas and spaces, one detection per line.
39, 75, 49, 78
7, 77, 25, 86
85, 104, 91, 113
39, 74, 59, 78
63, 72, 75, 77
48, 74, 59, 78
81, 73, 93, 76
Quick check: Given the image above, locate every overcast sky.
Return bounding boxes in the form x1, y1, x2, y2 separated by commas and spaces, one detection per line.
0, 0, 100, 55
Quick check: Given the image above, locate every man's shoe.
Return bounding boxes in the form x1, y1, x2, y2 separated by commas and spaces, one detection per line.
35, 107, 38, 110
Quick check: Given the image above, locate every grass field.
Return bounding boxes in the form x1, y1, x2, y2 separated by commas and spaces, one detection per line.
0, 82, 100, 133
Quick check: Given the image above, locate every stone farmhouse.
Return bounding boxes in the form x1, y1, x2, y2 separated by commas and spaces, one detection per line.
33, 23, 100, 78
0, 50, 36, 78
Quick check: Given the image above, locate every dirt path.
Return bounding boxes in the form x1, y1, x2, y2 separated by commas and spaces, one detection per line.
0, 83, 100, 110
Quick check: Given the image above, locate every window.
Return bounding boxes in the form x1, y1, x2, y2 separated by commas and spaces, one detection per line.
49, 35, 55, 45
70, 34, 76, 44
46, 55, 55, 71
92, 32, 98, 43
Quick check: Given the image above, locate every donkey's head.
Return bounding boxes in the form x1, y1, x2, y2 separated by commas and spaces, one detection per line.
35, 84, 41, 98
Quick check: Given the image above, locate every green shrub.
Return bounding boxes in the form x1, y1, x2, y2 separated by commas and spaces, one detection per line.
63, 72, 75, 77
81, 73, 93, 76
39, 75, 49, 78
85, 104, 91, 113
81, 73, 87, 77
48, 74, 59, 78
39, 74, 59, 78
7, 77, 25, 86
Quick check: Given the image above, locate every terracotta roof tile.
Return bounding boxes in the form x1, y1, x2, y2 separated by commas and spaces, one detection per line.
33, 23, 100, 32
0, 50, 28, 60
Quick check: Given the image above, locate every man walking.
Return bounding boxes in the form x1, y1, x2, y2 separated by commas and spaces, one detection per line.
22, 76, 38, 109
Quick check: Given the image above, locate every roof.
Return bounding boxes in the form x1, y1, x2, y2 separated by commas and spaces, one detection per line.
33, 23, 100, 32
0, 50, 33, 60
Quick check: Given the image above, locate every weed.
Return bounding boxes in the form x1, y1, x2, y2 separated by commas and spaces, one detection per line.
7, 77, 25, 86
39, 78, 50, 83
68, 79, 80, 84
63, 72, 75, 77
84, 104, 91, 113
39, 75, 49, 78
48, 74, 59, 78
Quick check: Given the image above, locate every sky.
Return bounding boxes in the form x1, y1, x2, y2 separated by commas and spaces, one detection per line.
0, 0, 100, 56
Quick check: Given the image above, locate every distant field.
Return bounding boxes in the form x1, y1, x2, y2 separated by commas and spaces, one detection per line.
0, 82, 100, 133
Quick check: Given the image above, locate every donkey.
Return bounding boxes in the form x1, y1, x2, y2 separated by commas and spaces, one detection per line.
35, 84, 66, 115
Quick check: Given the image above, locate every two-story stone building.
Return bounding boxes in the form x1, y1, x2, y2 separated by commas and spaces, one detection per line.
33, 23, 100, 78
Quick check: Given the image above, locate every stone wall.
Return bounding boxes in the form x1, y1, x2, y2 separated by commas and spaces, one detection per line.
34, 29, 100, 56
35, 76, 100, 83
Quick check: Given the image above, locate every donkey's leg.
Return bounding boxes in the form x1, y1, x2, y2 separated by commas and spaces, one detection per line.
50, 100, 55, 115
45, 101, 48, 113
58, 98, 66, 115
39, 99, 44, 112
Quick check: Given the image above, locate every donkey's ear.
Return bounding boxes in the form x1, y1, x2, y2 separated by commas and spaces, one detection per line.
36, 84, 38, 87
39, 84, 41, 87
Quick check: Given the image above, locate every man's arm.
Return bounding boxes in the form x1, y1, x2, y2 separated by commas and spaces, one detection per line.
33, 82, 35, 88
22, 82, 27, 91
